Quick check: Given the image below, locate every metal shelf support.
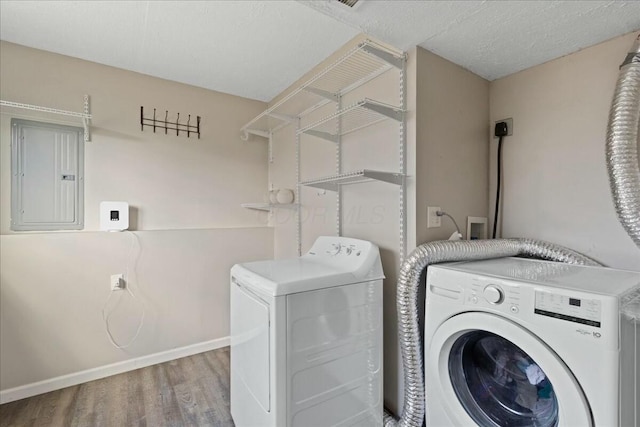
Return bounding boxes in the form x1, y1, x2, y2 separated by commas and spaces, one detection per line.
362, 44, 405, 69
242, 128, 270, 140
303, 87, 339, 103
242, 203, 299, 211
266, 112, 296, 123
361, 100, 403, 121
303, 130, 340, 143
83, 95, 91, 143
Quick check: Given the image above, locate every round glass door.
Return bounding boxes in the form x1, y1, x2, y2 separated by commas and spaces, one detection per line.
449, 331, 558, 427
425, 312, 593, 427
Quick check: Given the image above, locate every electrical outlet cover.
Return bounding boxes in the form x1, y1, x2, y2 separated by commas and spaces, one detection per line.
427, 206, 441, 228
111, 274, 125, 291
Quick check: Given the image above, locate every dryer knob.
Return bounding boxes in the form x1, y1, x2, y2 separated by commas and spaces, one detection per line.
329, 243, 343, 256
483, 285, 503, 304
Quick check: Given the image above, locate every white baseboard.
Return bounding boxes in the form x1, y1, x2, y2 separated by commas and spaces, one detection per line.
0, 336, 230, 405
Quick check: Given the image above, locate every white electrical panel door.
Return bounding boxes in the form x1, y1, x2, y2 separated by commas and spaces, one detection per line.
11, 119, 84, 231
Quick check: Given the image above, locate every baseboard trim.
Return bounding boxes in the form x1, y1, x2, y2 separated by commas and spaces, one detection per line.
0, 336, 230, 405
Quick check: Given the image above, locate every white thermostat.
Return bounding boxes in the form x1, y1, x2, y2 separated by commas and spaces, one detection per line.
100, 201, 129, 232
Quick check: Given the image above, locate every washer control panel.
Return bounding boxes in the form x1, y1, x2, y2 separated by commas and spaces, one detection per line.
483, 285, 504, 304
427, 266, 608, 328
464, 280, 522, 314
534, 291, 602, 327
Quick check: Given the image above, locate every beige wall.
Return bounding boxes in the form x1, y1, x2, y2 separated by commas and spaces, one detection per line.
0, 42, 273, 393
414, 47, 490, 244
490, 31, 640, 270
0, 41, 269, 233
0, 228, 272, 390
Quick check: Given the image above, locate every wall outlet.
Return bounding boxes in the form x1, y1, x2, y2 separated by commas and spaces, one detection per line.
494, 118, 513, 137
427, 206, 441, 228
110, 274, 125, 291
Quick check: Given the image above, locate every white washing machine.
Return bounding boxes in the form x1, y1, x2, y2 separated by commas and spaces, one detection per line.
230, 236, 384, 427
424, 257, 640, 427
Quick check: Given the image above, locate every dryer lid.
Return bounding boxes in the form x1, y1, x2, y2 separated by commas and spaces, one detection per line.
231, 236, 384, 296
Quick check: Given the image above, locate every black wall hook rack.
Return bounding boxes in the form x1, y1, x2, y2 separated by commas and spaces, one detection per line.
140, 106, 201, 139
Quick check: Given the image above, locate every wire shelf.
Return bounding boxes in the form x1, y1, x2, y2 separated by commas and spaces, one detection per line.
241, 39, 404, 139
299, 169, 404, 192
1, 96, 92, 142
241, 203, 299, 211
0, 100, 92, 119
298, 98, 402, 140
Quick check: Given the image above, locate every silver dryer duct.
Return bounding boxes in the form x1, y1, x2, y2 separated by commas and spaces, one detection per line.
606, 34, 640, 249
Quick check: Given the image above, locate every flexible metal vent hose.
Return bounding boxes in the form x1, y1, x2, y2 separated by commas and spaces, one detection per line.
606, 34, 640, 249
382, 238, 601, 427
382, 35, 640, 426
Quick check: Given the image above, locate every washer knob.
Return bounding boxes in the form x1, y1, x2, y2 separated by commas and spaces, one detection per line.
483, 285, 503, 304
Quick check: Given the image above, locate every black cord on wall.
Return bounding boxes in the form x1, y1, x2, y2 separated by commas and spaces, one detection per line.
493, 122, 508, 239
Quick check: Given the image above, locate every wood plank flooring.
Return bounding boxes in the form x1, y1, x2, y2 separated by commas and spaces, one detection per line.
0, 347, 234, 427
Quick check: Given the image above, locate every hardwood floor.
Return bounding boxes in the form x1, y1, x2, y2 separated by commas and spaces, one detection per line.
0, 347, 234, 427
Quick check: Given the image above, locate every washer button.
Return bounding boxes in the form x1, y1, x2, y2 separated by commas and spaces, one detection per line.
510, 305, 519, 313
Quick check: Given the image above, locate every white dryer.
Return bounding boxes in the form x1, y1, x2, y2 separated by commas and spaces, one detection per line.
230, 236, 384, 427
424, 257, 640, 427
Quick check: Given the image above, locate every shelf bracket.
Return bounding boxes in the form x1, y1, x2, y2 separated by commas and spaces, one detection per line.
83, 95, 91, 143
363, 170, 405, 186
242, 128, 270, 140
362, 100, 403, 122
362, 44, 404, 69
303, 87, 339, 102
266, 112, 296, 123
302, 129, 340, 143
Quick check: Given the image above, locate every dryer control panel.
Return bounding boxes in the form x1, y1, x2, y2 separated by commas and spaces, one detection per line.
306, 236, 370, 258
302, 236, 384, 280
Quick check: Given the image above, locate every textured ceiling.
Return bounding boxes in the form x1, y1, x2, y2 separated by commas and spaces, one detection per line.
0, 1, 359, 102
1, 1, 639, 102
303, 0, 640, 80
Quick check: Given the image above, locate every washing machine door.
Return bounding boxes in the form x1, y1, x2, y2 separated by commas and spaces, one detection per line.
426, 312, 592, 427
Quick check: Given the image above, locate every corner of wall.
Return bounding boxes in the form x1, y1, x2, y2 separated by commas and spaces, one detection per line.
414, 47, 490, 244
